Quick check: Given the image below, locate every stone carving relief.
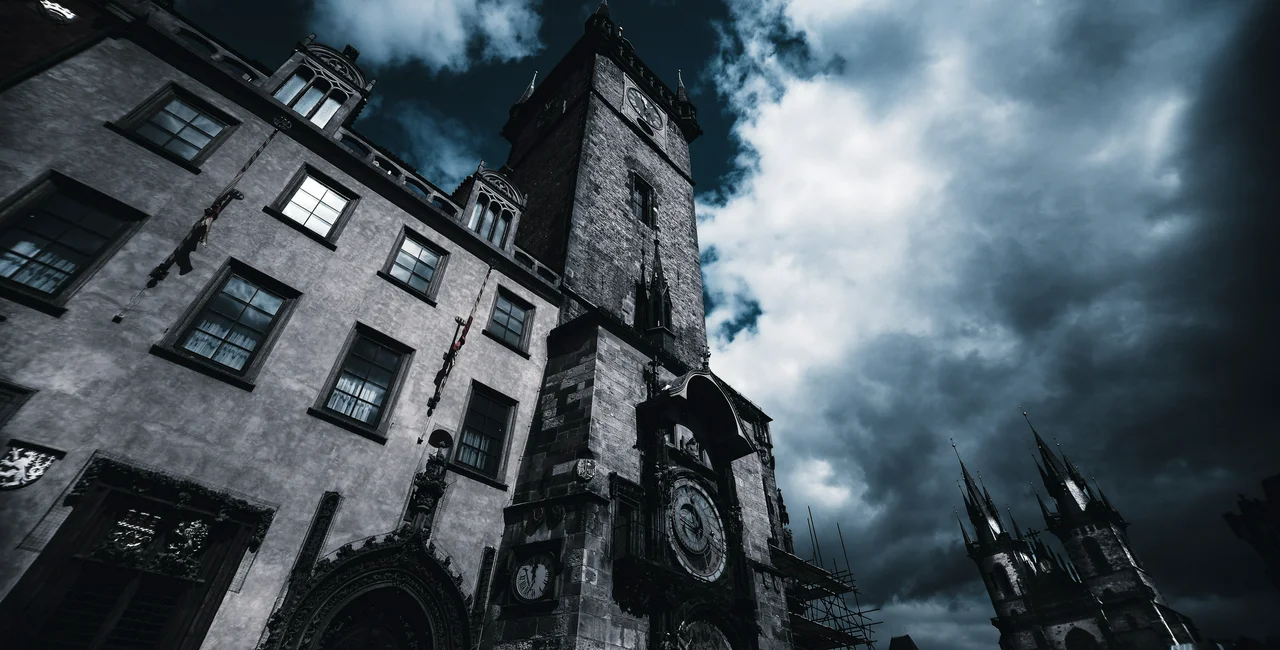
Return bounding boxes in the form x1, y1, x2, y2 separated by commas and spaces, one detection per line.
0, 440, 64, 490
575, 458, 597, 483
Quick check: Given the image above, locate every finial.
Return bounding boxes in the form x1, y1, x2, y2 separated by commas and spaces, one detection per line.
516, 71, 538, 105
676, 69, 690, 103
595, 0, 611, 17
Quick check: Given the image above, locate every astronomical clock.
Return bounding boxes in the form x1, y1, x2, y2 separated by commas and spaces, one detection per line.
613, 370, 759, 650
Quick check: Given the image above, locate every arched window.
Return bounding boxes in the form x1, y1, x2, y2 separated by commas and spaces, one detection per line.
1083, 537, 1110, 574
988, 566, 1015, 598
272, 67, 347, 128
467, 193, 512, 247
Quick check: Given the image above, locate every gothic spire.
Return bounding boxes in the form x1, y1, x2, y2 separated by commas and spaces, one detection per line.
649, 228, 667, 295
595, 0, 611, 18
515, 71, 538, 105
1006, 506, 1025, 541
1033, 482, 1054, 521
956, 508, 973, 546
676, 69, 690, 103
1024, 408, 1091, 513
953, 439, 1005, 542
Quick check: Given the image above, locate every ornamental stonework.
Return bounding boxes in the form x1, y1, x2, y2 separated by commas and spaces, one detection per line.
0, 439, 65, 490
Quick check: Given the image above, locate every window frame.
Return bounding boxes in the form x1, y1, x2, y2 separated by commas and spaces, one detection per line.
377, 226, 450, 305
106, 83, 240, 173
448, 381, 517, 488
262, 165, 360, 250
271, 66, 350, 129
308, 322, 415, 443
482, 287, 534, 357
149, 258, 301, 392
0, 377, 37, 428
0, 171, 148, 317
630, 172, 656, 227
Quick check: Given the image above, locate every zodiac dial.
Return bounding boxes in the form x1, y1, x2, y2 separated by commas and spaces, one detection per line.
667, 477, 727, 582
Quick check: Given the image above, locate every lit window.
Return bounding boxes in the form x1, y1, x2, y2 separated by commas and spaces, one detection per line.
281, 176, 348, 236
179, 275, 285, 372
134, 98, 226, 161
273, 68, 348, 128
466, 193, 512, 247
456, 387, 514, 478
487, 290, 531, 350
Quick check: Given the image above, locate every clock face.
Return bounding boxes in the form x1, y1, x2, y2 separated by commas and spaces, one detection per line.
512, 553, 553, 602
626, 87, 664, 133
680, 621, 734, 650
667, 477, 727, 582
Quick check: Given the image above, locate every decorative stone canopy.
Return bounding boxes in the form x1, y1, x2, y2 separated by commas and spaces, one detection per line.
640, 370, 756, 462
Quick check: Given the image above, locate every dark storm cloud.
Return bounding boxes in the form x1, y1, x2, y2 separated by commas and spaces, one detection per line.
704, 0, 1280, 647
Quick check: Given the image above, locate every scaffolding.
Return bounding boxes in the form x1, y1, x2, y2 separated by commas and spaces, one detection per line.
772, 507, 881, 650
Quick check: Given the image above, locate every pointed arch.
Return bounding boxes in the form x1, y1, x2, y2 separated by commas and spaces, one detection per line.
1064, 627, 1102, 650
259, 530, 471, 650
1082, 537, 1111, 574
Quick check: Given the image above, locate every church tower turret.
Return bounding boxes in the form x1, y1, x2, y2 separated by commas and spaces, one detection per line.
1025, 413, 1203, 650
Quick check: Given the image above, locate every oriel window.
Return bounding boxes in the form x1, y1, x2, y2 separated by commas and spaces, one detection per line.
466, 193, 512, 247
455, 386, 514, 478
273, 67, 348, 128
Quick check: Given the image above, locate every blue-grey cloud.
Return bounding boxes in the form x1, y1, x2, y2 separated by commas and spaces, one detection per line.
702, 0, 1280, 647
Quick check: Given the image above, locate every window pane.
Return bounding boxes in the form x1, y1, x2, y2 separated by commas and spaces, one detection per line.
166, 99, 197, 121
165, 139, 201, 161
273, 73, 307, 105
490, 212, 509, 246
310, 96, 342, 128
283, 176, 344, 238
293, 86, 324, 117
0, 191, 127, 296
325, 335, 402, 427
180, 275, 284, 371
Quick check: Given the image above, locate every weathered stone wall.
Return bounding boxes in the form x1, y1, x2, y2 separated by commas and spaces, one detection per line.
562, 54, 707, 369
0, 36, 553, 650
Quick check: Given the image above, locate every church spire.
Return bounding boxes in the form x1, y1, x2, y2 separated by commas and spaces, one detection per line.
676, 69, 690, 103
954, 439, 1005, 543
515, 71, 537, 105
1024, 409, 1091, 513
595, 0, 611, 18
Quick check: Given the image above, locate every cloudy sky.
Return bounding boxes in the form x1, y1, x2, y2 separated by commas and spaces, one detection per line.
177, 0, 1279, 646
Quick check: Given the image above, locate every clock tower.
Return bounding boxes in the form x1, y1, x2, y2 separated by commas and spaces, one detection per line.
484, 3, 795, 650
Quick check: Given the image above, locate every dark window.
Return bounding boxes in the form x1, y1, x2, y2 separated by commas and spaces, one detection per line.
487, 290, 532, 350
0, 458, 272, 650
1083, 537, 1110, 573
379, 228, 448, 302
455, 386, 513, 478
264, 167, 359, 248
274, 67, 347, 128
110, 84, 239, 171
0, 173, 147, 316
466, 193, 512, 247
630, 174, 654, 226
150, 260, 300, 390
0, 378, 37, 427
179, 276, 284, 371
310, 325, 414, 441
135, 97, 227, 161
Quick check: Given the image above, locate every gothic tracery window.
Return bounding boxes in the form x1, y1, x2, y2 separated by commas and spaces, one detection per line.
274, 67, 348, 128
467, 193, 513, 247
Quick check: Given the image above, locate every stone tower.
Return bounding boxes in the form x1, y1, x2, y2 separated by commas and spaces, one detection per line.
959, 420, 1205, 650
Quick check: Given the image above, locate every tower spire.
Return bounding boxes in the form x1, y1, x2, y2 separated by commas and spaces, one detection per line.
595, 0, 611, 18
676, 69, 690, 103
953, 439, 1005, 542
516, 71, 538, 105
956, 508, 973, 546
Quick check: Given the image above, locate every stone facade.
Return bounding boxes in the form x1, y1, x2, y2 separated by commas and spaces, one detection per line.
0, 2, 849, 650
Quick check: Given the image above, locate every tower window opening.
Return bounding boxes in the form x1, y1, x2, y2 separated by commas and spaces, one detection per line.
630, 174, 654, 226
273, 67, 347, 128
467, 193, 513, 247
1083, 537, 1110, 573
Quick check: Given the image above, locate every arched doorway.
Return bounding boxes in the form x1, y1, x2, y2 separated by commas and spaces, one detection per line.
1064, 627, 1102, 650
318, 587, 431, 650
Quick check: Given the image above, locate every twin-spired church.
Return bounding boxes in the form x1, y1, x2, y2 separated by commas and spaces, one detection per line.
0, 1, 873, 649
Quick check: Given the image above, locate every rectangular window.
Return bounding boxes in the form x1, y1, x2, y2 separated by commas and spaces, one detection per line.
108, 84, 239, 171
151, 259, 300, 390
455, 385, 514, 478
0, 457, 272, 650
486, 289, 532, 351
264, 166, 358, 248
630, 174, 654, 226
0, 172, 147, 316
379, 228, 448, 302
310, 324, 414, 441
